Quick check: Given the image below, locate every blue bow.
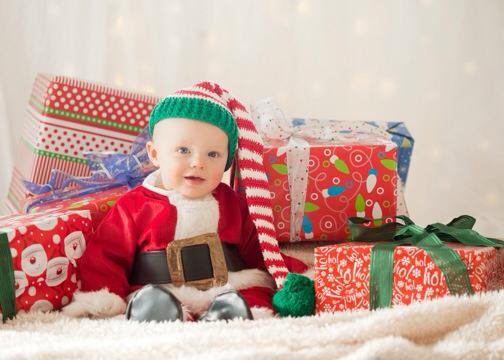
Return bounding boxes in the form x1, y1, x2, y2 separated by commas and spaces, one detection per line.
23, 128, 156, 211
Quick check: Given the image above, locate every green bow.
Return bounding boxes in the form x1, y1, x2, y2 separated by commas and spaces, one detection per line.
348, 215, 504, 310
0, 231, 16, 322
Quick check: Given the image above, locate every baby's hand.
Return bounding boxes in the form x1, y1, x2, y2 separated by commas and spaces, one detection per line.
61, 289, 127, 318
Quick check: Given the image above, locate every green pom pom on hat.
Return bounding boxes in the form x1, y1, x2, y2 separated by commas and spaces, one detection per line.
148, 89, 238, 171
272, 273, 315, 317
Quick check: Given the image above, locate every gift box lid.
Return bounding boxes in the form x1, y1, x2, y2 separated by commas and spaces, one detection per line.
30, 73, 160, 136
289, 118, 413, 185
0, 209, 91, 237
315, 241, 497, 255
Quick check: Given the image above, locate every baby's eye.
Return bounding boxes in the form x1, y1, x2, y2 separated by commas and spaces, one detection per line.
177, 147, 190, 154
208, 151, 220, 158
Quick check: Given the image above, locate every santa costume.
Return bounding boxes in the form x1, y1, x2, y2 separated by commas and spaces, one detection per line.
63, 81, 314, 321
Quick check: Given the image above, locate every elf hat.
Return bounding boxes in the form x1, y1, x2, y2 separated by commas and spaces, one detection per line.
149, 82, 314, 317
148, 85, 238, 171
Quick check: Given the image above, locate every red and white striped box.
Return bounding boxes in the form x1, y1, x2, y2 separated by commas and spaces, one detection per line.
7, 74, 160, 212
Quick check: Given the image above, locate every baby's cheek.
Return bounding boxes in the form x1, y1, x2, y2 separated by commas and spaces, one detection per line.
160, 167, 179, 188
209, 174, 224, 188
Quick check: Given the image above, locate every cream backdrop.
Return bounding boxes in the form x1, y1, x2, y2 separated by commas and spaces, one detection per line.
0, 0, 503, 236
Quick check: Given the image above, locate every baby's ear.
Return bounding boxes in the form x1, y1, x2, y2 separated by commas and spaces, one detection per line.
146, 140, 160, 167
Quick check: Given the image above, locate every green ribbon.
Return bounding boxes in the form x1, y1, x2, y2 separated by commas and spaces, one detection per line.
348, 215, 504, 310
0, 231, 16, 322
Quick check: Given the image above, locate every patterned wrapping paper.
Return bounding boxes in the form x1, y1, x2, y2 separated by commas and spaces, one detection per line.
24, 186, 128, 230
6, 74, 160, 212
233, 99, 413, 243
314, 242, 504, 313
235, 135, 399, 242
287, 119, 414, 185
0, 210, 92, 314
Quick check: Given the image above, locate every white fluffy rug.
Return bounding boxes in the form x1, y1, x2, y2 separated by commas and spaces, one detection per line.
1, 290, 503, 359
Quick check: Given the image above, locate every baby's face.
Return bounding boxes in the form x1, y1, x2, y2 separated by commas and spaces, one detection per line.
146, 118, 228, 198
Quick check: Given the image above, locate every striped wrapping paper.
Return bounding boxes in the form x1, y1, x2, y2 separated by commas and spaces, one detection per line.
7, 74, 160, 212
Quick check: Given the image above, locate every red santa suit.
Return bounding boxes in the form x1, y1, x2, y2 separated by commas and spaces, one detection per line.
76, 170, 306, 319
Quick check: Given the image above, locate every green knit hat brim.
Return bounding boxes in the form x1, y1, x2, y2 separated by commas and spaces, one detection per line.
149, 96, 238, 170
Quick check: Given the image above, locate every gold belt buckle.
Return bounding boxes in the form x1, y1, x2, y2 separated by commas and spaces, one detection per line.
166, 233, 228, 290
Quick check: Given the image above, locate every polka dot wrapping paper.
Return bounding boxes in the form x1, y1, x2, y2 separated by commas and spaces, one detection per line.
235, 136, 399, 242
7, 74, 160, 212
24, 186, 128, 231
0, 210, 92, 314
314, 243, 504, 313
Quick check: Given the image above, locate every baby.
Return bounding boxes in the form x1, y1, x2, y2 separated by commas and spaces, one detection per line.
63, 81, 309, 321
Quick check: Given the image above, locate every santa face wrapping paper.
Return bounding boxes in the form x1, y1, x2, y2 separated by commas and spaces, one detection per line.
0, 210, 92, 314
24, 185, 128, 230
314, 243, 504, 313
235, 134, 399, 242
6, 73, 160, 212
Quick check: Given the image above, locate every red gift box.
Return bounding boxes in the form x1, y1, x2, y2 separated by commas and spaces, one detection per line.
6, 74, 160, 212
314, 243, 504, 313
235, 136, 398, 242
0, 210, 92, 314
24, 186, 128, 230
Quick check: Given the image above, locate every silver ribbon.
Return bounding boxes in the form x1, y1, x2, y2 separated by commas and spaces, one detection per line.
250, 98, 309, 241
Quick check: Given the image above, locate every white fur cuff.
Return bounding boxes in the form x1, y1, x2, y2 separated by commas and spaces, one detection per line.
251, 307, 274, 320
61, 289, 127, 319
227, 269, 275, 290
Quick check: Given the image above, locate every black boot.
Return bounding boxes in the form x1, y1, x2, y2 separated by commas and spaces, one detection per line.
198, 290, 253, 322
125, 284, 183, 322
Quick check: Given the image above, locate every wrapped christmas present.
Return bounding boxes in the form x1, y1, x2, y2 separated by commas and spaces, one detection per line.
6, 73, 160, 212
314, 215, 504, 313
24, 186, 127, 231
0, 210, 92, 321
20, 128, 155, 229
233, 99, 413, 242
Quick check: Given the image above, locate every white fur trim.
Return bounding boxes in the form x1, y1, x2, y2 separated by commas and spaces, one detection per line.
168, 189, 219, 240
227, 269, 275, 291
142, 169, 170, 196
250, 307, 275, 320
160, 283, 233, 316
142, 169, 219, 240
61, 289, 126, 319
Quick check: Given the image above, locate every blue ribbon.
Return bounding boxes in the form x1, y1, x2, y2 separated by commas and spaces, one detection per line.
23, 128, 156, 211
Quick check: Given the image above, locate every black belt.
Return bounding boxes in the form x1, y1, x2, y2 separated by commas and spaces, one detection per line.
130, 242, 246, 285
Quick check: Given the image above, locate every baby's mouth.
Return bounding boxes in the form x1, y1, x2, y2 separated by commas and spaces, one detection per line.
184, 176, 205, 182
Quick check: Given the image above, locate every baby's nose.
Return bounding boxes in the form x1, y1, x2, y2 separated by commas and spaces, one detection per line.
190, 153, 205, 168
